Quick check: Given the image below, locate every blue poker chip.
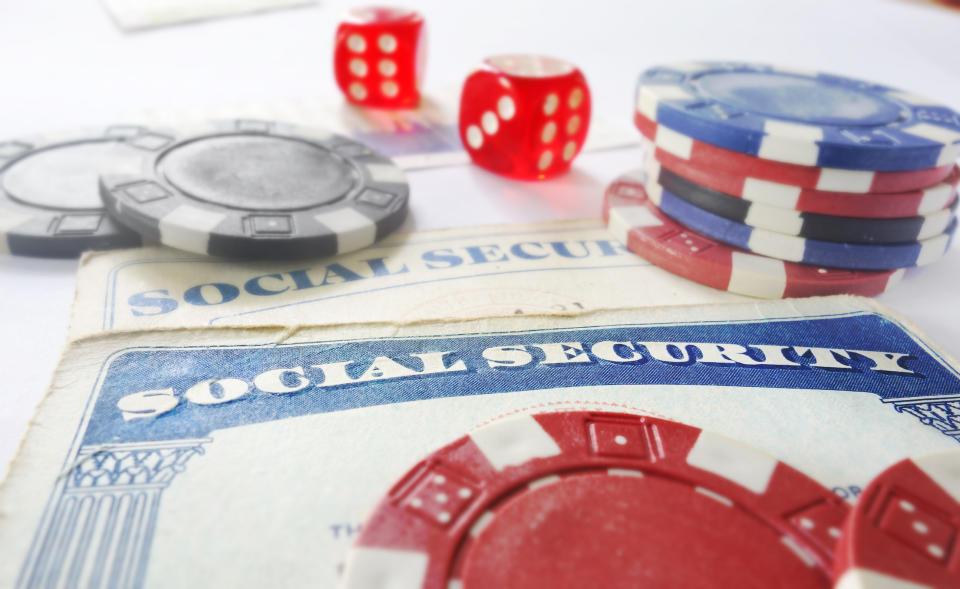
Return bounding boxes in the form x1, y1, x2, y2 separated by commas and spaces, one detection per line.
636, 62, 960, 171
643, 177, 957, 271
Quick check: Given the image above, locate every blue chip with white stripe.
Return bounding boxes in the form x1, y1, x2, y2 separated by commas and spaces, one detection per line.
644, 178, 956, 271
100, 119, 409, 259
636, 62, 960, 172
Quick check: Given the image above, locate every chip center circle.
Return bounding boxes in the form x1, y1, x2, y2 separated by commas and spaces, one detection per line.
696, 71, 903, 127
159, 135, 356, 211
3, 141, 142, 210
456, 471, 830, 588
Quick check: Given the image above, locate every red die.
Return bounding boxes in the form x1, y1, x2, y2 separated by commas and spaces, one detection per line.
459, 55, 591, 180
333, 6, 426, 109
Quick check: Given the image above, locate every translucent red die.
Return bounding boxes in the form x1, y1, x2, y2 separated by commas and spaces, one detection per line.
459, 55, 591, 180
333, 6, 426, 108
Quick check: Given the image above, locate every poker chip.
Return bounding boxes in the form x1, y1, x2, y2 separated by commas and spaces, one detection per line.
100, 119, 409, 259
834, 451, 960, 589
0, 126, 175, 257
645, 138, 960, 219
342, 411, 848, 588
649, 159, 959, 244
603, 170, 903, 298
635, 112, 957, 194
636, 62, 960, 171
645, 178, 956, 271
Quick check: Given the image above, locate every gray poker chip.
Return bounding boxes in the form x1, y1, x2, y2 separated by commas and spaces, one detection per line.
99, 119, 410, 260
0, 126, 175, 258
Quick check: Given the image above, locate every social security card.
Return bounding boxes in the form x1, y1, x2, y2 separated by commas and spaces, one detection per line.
2, 297, 958, 587
67, 220, 745, 338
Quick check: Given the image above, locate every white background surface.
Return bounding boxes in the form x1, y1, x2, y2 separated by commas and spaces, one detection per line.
0, 0, 958, 480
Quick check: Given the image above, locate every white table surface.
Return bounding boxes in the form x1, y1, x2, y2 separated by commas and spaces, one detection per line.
1, 0, 958, 481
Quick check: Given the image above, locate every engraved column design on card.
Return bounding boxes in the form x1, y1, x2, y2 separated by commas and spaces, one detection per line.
18, 439, 209, 589
885, 395, 960, 442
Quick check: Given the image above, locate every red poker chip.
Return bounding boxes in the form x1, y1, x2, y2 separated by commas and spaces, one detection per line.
634, 112, 957, 194
601, 170, 904, 299
834, 452, 960, 588
649, 141, 960, 220
342, 411, 848, 588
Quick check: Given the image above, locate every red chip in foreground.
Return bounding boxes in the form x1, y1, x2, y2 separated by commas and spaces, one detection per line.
834, 452, 960, 589
602, 169, 904, 298
342, 411, 847, 588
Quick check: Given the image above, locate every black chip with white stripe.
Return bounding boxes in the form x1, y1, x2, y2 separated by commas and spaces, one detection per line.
654, 163, 958, 245
100, 119, 409, 259
0, 126, 174, 258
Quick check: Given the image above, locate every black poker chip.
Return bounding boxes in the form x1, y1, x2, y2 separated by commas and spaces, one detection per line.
99, 119, 410, 260
0, 126, 175, 258
655, 164, 958, 245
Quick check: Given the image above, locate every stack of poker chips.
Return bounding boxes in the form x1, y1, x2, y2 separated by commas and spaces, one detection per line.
605, 61, 960, 299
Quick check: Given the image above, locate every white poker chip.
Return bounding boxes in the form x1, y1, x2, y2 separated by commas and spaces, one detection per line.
99, 119, 409, 259
0, 126, 174, 258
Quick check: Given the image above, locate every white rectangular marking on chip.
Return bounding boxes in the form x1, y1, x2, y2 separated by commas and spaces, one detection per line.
469, 414, 561, 471
315, 208, 376, 253
694, 486, 734, 507
609, 206, 662, 246
816, 168, 875, 193
919, 213, 951, 240
758, 124, 822, 166
637, 85, 692, 120
636, 91, 656, 120
365, 163, 407, 184
644, 181, 665, 206
654, 126, 694, 160
158, 205, 226, 254
902, 123, 960, 166
915, 234, 949, 266
665, 62, 708, 73
919, 185, 953, 214
469, 511, 495, 538
686, 430, 777, 494
835, 569, 930, 589
728, 252, 786, 298
528, 474, 561, 490
608, 468, 644, 478
888, 90, 938, 107
886, 269, 905, 291
745, 205, 803, 235
913, 453, 960, 504
902, 122, 960, 144
742, 178, 801, 208
748, 230, 805, 262
341, 546, 429, 589
642, 156, 661, 179
764, 120, 824, 142
781, 535, 817, 567
448, 581, 463, 589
